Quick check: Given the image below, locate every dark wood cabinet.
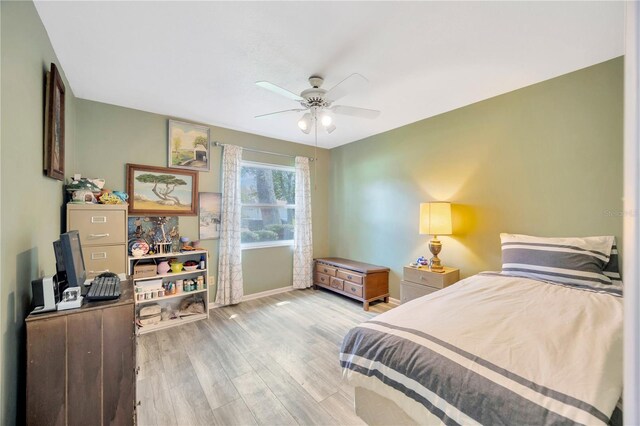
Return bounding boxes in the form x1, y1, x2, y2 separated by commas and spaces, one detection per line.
314, 257, 390, 310
26, 281, 136, 425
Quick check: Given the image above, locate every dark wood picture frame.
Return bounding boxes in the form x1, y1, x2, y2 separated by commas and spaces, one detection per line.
44, 63, 65, 181
126, 163, 199, 216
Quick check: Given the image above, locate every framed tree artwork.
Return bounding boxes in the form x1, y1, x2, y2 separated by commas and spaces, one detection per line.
126, 163, 199, 216
168, 119, 211, 172
44, 63, 65, 181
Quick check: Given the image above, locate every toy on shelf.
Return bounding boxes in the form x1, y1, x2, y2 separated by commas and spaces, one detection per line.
98, 192, 125, 204
180, 236, 193, 251
66, 178, 101, 203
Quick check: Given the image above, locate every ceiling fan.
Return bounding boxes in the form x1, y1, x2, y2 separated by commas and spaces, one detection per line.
254, 73, 380, 134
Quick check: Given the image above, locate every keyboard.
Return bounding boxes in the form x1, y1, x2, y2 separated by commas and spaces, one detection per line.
86, 275, 121, 301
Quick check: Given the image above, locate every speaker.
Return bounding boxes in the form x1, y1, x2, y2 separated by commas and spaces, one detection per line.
31, 276, 59, 314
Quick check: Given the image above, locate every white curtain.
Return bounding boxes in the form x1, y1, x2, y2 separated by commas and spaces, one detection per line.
293, 156, 313, 289
216, 144, 244, 305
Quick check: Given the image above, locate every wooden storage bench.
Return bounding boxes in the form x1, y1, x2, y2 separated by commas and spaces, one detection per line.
314, 257, 390, 311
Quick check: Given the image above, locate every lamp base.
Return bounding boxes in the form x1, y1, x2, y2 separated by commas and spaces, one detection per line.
428, 237, 445, 273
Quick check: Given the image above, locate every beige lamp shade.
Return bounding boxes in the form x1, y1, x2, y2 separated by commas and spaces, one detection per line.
419, 202, 452, 235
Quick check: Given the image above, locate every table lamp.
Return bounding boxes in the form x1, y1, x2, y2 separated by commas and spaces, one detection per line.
419, 202, 452, 272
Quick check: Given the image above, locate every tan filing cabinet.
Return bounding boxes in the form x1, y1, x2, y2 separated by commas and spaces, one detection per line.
67, 204, 128, 278
400, 266, 459, 304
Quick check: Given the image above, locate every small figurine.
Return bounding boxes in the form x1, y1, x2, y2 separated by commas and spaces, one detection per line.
416, 256, 429, 266
112, 191, 129, 202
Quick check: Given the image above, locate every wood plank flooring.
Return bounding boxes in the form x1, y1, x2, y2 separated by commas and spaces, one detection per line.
136, 287, 392, 426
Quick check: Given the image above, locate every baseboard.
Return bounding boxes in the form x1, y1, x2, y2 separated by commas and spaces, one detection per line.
388, 297, 400, 306
209, 285, 295, 309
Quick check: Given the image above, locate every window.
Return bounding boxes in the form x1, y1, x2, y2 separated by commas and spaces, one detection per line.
241, 161, 295, 248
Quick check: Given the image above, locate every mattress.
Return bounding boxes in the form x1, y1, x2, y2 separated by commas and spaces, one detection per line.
340, 273, 623, 425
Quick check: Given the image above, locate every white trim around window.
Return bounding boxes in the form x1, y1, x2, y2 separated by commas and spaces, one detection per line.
242, 240, 294, 250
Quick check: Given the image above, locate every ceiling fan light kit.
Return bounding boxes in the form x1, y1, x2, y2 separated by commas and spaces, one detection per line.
255, 73, 381, 136
320, 112, 332, 127
298, 113, 312, 134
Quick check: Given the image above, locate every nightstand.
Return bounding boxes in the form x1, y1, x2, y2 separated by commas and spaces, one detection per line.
400, 266, 460, 304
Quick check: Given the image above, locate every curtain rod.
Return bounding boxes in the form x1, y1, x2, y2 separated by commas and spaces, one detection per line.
212, 141, 315, 161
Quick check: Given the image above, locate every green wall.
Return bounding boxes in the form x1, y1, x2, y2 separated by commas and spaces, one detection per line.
329, 57, 624, 299
74, 99, 331, 297
0, 1, 77, 423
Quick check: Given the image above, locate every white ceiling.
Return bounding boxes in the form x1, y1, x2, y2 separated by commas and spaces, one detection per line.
35, 1, 624, 149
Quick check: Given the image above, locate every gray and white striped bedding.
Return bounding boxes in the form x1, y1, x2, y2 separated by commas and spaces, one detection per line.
500, 233, 619, 295
341, 273, 623, 425
604, 242, 623, 286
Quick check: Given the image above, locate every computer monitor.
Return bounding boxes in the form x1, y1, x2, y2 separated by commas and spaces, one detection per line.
53, 240, 66, 276
51, 239, 68, 299
60, 231, 86, 287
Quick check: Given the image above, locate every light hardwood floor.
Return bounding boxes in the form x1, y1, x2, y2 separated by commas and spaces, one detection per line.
136, 287, 393, 426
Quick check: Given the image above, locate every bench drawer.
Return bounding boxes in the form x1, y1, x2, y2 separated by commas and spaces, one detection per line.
329, 276, 344, 291
315, 273, 331, 286
316, 264, 337, 276
344, 282, 363, 298
337, 270, 363, 284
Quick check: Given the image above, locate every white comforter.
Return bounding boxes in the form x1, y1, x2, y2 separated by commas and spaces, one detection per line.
340, 273, 623, 425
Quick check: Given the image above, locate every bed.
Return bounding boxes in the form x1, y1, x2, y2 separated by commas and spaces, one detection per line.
340, 270, 623, 425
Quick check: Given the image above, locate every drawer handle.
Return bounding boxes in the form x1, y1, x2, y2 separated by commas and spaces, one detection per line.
91, 252, 107, 260
91, 216, 107, 224
323, 268, 328, 273
351, 286, 357, 292
420, 276, 425, 280
89, 233, 110, 238
347, 275, 353, 280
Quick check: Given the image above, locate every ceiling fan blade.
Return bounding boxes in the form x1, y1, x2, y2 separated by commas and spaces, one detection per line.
255, 81, 304, 102
331, 105, 380, 119
255, 108, 306, 119
325, 73, 369, 103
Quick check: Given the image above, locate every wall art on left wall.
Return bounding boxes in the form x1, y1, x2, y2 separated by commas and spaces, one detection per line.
44, 63, 65, 181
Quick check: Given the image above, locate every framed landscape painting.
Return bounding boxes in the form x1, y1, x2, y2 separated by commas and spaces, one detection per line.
127, 163, 198, 216
199, 192, 221, 240
168, 119, 211, 171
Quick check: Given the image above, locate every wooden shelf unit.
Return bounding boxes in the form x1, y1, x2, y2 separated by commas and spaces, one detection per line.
135, 288, 208, 306
128, 250, 210, 335
133, 268, 208, 282
137, 313, 209, 335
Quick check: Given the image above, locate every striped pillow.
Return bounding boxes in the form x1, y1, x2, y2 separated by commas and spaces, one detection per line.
604, 240, 622, 286
500, 233, 615, 293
